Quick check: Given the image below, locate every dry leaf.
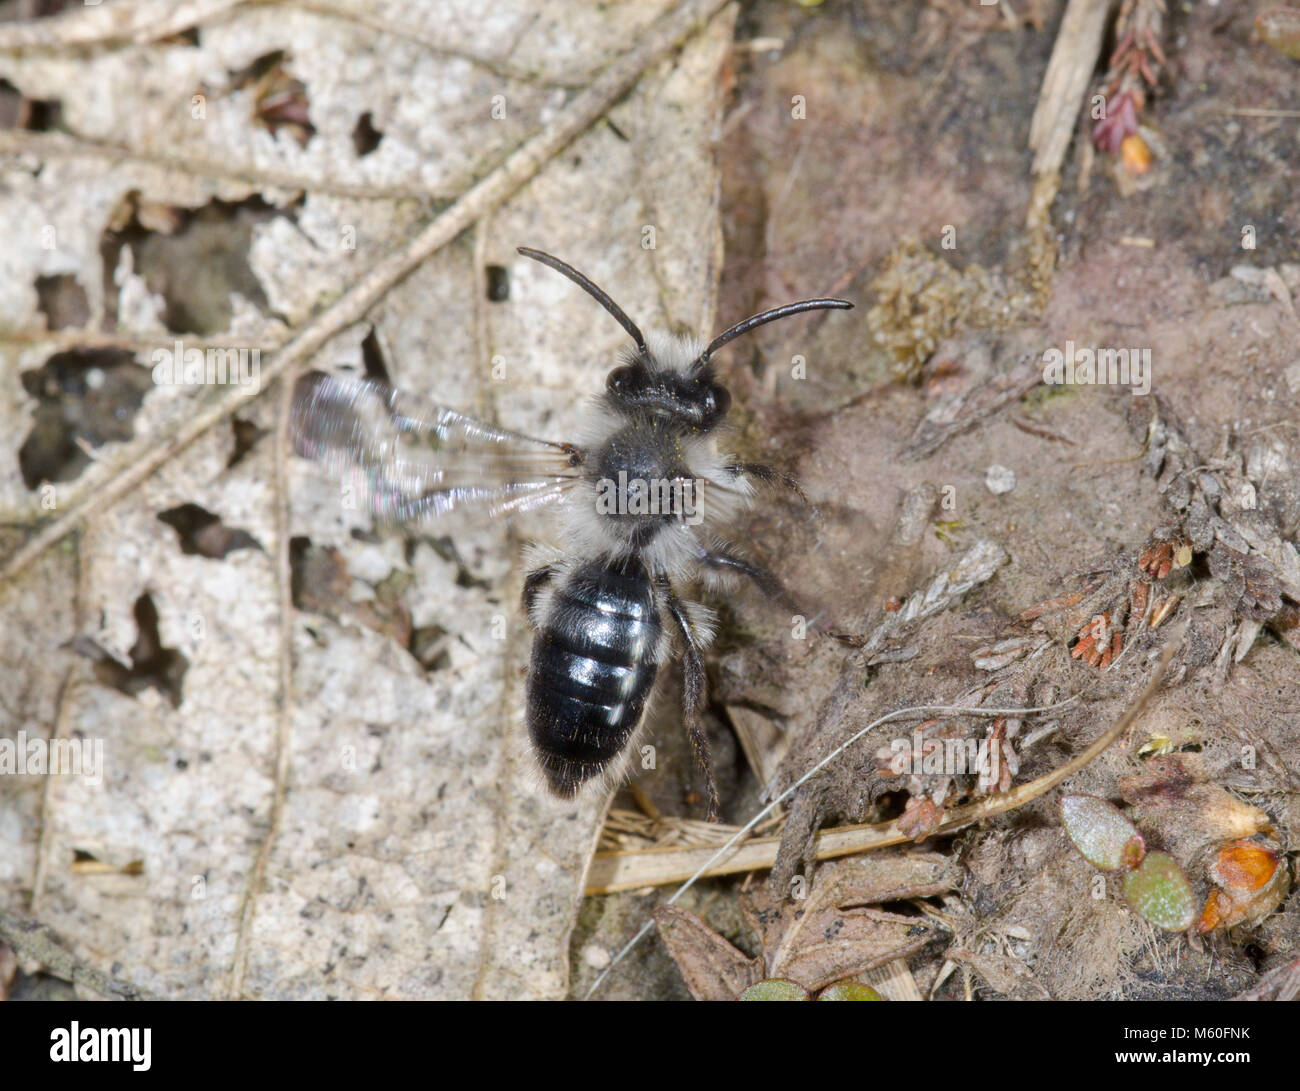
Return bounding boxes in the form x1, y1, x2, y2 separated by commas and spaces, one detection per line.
0, 0, 736, 999
653, 905, 762, 1001
739, 851, 956, 992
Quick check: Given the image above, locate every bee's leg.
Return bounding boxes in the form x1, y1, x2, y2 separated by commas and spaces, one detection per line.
659, 577, 721, 822
727, 462, 809, 504
697, 545, 798, 612
521, 563, 559, 626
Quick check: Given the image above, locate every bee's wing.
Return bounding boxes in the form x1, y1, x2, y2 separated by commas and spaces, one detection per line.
290, 373, 583, 526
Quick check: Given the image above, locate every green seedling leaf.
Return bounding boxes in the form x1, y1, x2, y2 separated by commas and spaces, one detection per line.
1123, 851, 1197, 932
738, 979, 810, 1001
1060, 794, 1146, 871
818, 982, 883, 1001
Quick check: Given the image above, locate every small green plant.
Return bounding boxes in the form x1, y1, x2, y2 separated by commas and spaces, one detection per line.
1060, 794, 1146, 871
738, 979, 809, 1001
817, 983, 883, 1001
1059, 794, 1196, 932
1123, 852, 1197, 933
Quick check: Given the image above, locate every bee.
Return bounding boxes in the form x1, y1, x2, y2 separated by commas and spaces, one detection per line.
291, 247, 851, 818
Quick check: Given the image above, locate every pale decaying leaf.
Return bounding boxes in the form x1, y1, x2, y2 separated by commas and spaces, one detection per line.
0, 0, 735, 998
653, 851, 957, 999
652, 905, 762, 1002
741, 851, 957, 993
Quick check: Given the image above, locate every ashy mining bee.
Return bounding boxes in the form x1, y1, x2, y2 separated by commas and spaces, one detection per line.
291, 247, 851, 818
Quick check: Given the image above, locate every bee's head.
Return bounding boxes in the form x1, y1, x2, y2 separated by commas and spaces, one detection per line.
604, 352, 731, 429
516, 247, 851, 428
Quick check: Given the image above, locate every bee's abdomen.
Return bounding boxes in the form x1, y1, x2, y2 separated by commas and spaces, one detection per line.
527, 558, 661, 798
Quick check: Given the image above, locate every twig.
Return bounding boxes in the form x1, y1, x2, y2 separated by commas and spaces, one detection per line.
0, 0, 733, 589
0, 907, 162, 1000
32, 532, 90, 910
587, 698, 1076, 895
586, 627, 1182, 996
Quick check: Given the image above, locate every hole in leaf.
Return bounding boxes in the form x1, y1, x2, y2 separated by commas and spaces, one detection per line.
289, 535, 332, 612
34, 274, 89, 331
227, 415, 267, 469
164, 26, 200, 47
0, 77, 61, 131
11, 0, 72, 16
360, 326, 389, 383
18, 348, 150, 488
352, 111, 383, 157
103, 195, 277, 335
291, 536, 416, 655
231, 50, 315, 147
75, 593, 189, 709
410, 625, 451, 672
485, 264, 509, 302
157, 503, 263, 558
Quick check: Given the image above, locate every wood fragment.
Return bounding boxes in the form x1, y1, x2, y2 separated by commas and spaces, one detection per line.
652, 905, 761, 1001
1029, 0, 1116, 176
945, 946, 1051, 999
1232, 955, 1300, 1001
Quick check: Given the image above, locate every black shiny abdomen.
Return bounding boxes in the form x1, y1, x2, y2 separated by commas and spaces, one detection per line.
527, 556, 661, 797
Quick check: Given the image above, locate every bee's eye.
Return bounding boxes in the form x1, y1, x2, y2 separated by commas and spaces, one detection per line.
707, 384, 731, 418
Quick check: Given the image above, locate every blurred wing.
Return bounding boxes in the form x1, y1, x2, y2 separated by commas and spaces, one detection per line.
290, 373, 583, 525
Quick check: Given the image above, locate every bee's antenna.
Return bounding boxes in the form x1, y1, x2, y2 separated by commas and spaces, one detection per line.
698, 298, 853, 366
517, 247, 648, 357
